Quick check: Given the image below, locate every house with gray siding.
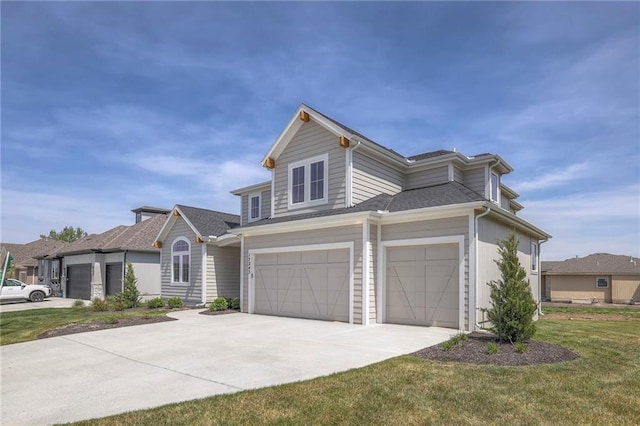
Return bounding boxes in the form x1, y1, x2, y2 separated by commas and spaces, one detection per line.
37, 207, 168, 300
230, 104, 550, 331
154, 205, 240, 305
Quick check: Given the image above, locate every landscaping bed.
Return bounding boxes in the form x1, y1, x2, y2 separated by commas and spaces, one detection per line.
199, 308, 240, 316
38, 315, 176, 339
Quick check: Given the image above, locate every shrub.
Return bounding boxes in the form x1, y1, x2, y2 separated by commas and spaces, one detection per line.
211, 297, 228, 311
515, 342, 528, 353
227, 298, 240, 310
486, 231, 538, 343
441, 341, 455, 351
120, 261, 141, 308
91, 298, 109, 311
147, 297, 165, 309
107, 294, 126, 311
103, 316, 119, 325
167, 297, 183, 309
487, 342, 499, 355
72, 299, 85, 308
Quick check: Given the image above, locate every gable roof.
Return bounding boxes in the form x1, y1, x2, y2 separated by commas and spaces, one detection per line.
1, 239, 69, 267
52, 214, 168, 256
155, 205, 240, 243
261, 104, 513, 174
542, 253, 640, 275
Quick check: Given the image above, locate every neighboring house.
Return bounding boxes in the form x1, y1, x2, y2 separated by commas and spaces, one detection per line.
154, 205, 241, 305
542, 253, 640, 304
0, 239, 68, 284
37, 207, 169, 300
229, 104, 550, 331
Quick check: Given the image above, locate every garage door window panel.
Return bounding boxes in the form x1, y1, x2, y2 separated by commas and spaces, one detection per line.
172, 238, 190, 285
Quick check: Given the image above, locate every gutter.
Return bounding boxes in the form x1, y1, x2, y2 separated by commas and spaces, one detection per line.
474, 205, 491, 330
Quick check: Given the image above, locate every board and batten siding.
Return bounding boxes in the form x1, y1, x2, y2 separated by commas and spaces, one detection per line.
476, 217, 539, 325
160, 217, 203, 304
381, 216, 470, 329
352, 151, 403, 204
272, 121, 346, 216
242, 224, 364, 323
463, 167, 486, 196
127, 251, 161, 300
240, 188, 272, 225
206, 245, 241, 302
405, 166, 449, 190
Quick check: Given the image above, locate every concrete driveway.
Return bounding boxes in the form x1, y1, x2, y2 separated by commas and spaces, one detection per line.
1, 310, 457, 425
0, 297, 77, 312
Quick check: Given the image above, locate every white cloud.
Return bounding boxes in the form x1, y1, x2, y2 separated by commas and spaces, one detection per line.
514, 162, 591, 191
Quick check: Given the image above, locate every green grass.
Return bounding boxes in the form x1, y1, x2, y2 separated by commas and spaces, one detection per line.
70, 317, 640, 425
0, 307, 169, 346
543, 305, 640, 318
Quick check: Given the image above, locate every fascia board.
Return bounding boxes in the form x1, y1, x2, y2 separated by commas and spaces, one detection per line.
214, 234, 241, 247
501, 183, 520, 199
175, 207, 205, 240
488, 205, 551, 239
231, 211, 374, 236
378, 203, 483, 225
230, 180, 272, 196
155, 210, 178, 242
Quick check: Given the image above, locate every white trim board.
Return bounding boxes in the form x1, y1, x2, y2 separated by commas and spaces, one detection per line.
378, 235, 467, 331
247, 241, 355, 324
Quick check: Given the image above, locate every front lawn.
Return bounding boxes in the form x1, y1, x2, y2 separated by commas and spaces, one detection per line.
72, 314, 640, 425
0, 307, 170, 346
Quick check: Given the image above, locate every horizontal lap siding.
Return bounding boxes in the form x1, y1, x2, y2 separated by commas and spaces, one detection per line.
382, 216, 470, 329
273, 121, 346, 216
240, 189, 272, 224
261, 189, 272, 218
453, 167, 463, 183
612, 275, 640, 303
548, 275, 611, 303
206, 246, 241, 302
352, 152, 403, 204
160, 218, 203, 304
241, 195, 248, 225
243, 225, 363, 323
405, 166, 448, 190
463, 167, 486, 196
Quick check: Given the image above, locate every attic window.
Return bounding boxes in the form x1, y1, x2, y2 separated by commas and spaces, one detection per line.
249, 192, 261, 222
288, 154, 328, 209
490, 172, 500, 203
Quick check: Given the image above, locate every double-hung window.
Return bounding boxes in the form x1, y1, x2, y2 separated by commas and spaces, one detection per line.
596, 277, 609, 288
249, 192, 261, 222
288, 154, 328, 209
490, 172, 500, 203
171, 237, 190, 285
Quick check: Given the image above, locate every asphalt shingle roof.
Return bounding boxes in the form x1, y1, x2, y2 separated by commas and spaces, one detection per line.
542, 253, 640, 275
1, 239, 69, 267
176, 205, 240, 238
241, 181, 484, 228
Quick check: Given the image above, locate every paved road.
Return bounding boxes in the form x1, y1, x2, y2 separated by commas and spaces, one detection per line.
1, 310, 456, 425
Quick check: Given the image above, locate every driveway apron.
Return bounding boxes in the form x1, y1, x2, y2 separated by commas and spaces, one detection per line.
1, 310, 456, 425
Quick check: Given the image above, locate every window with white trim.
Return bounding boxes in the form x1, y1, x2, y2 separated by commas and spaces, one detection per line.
171, 237, 190, 285
490, 172, 500, 203
288, 154, 328, 209
531, 242, 539, 272
596, 277, 609, 288
249, 192, 261, 222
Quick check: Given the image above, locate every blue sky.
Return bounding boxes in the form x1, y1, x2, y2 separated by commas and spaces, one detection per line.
1, 2, 638, 260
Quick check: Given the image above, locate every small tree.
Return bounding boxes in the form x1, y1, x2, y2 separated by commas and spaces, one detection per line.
487, 231, 537, 342
121, 261, 141, 308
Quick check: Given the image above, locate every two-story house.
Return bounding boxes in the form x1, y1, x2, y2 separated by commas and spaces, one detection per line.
229, 104, 550, 331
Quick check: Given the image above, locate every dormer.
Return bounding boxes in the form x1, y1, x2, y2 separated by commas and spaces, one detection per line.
231, 181, 272, 225
131, 206, 170, 224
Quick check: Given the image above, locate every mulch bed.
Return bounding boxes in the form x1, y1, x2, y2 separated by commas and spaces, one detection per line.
199, 308, 240, 316
38, 316, 176, 339
412, 332, 580, 366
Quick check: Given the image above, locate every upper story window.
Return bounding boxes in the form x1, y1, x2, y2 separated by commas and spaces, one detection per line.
531, 243, 539, 273
490, 172, 500, 203
249, 192, 261, 222
288, 154, 328, 209
171, 237, 190, 285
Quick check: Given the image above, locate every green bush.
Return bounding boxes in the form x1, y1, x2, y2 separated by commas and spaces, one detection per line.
103, 316, 119, 325
72, 299, 85, 308
515, 342, 528, 353
120, 261, 141, 308
441, 341, 454, 351
147, 297, 165, 309
107, 294, 126, 311
487, 342, 499, 355
167, 297, 183, 309
91, 298, 109, 311
486, 231, 537, 342
211, 297, 228, 311
227, 298, 240, 310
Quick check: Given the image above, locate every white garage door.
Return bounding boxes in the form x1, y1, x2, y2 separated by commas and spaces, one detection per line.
386, 243, 459, 328
254, 249, 350, 322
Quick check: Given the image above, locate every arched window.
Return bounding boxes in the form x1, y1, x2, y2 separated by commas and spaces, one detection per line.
171, 237, 190, 284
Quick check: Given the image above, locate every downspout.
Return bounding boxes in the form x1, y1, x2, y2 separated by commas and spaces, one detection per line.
474, 205, 491, 329
488, 158, 502, 201
346, 140, 362, 207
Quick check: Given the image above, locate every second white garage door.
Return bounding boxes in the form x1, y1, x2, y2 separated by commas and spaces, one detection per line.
386, 243, 459, 328
254, 249, 350, 322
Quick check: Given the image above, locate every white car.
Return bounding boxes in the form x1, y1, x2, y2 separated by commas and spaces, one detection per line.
0, 279, 52, 302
